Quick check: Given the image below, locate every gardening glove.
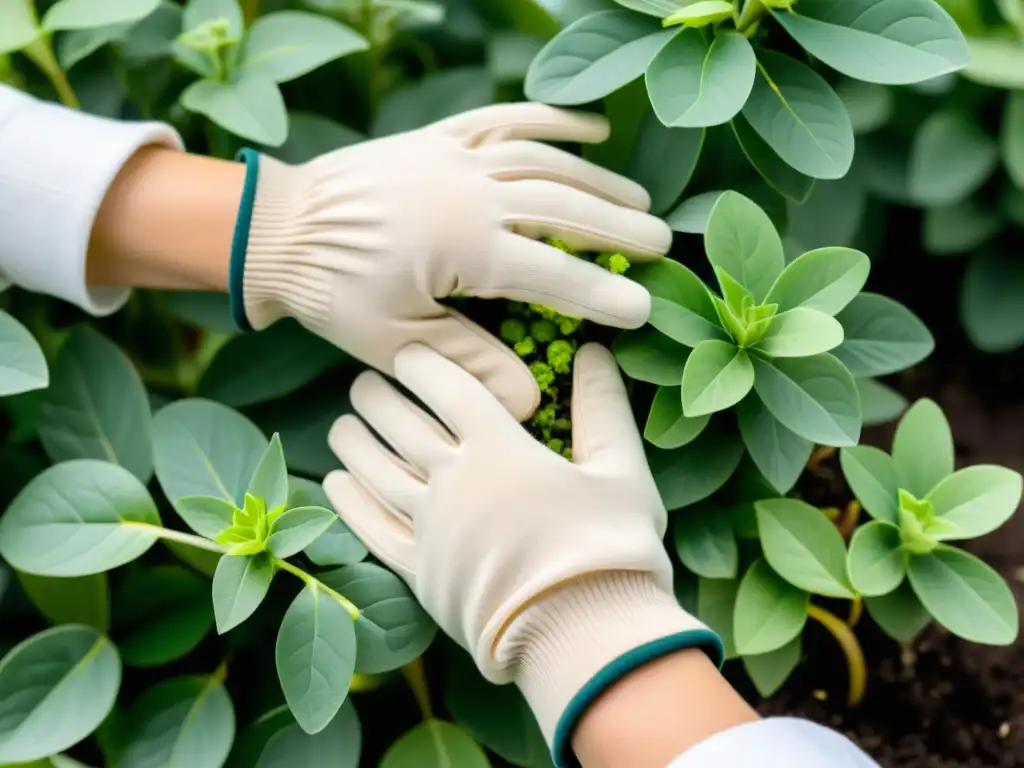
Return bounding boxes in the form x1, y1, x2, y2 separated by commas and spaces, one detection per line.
230, 102, 672, 421
323, 342, 723, 764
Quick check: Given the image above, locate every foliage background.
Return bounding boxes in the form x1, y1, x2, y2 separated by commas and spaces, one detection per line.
0, 0, 1022, 766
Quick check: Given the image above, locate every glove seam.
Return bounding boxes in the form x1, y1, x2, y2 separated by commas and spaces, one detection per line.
229, 147, 260, 331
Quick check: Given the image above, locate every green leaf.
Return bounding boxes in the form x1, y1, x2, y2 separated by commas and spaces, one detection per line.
743, 636, 801, 698
662, 0, 734, 26
961, 250, 1024, 354
891, 398, 953, 499
733, 558, 809, 656
181, 75, 288, 146
239, 11, 367, 83
839, 445, 900, 524
269, 111, 364, 165
864, 579, 930, 641
612, 327, 690, 384
735, 395, 812, 495
1003, 91, 1024, 189
926, 466, 1023, 540
645, 385, 710, 449
962, 37, 1024, 89
681, 341, 753, 417
153, 398, 269, 507
42, 0, 159, 31
630, 261, 726, 348
0, 0, 41, 55
908, 111, 998, 207
175, 495, 236, 540
645, 28, 755, 128
765, 247, 870, 316
59, 22, 134, 69
118, 676, 235, 768
230, 701, 361, 768
38, 327, 152, 482
488, 31, 546, 83
649, 420, 745, 510
161, 291, 234, 333
113, 565, 214, 667
288, 476, 367, 566
442, 647, 550, 768
198, 319, 347, 409
212, 553, 273, 633
674, 504, 737, 579
381, 720, 490, 768
923, 200, 1004, 256
755, 498, 854, 598
704, 191, 785, 302
834, 78, 893, 134
847, 520, 905, 597
730, 114, 815, 203
276, 583, 357, 734
626, 108, 704, 214
665, 190, 723, 234
0, 460, 160, 577
907, 547, 1018, 645
320, 562, 437, 673
0, 626, 121, 764
247, 433, 290, 514
751, 353, 861, 446
754, 308, 844, 358
371, 67, 494, 137
771, 0, 968, 85
834, 293, 934, 377
524, 10, 677, 105
119, 0, 182, 61
612, 0, 682, 15
697, 577, 739, 658
741, 51, 853, 180
267, 506, 336, 559
16, 571, 109, 632
182, 0, 243, 37
0, 310, 48, 396
857, 378, 908, 426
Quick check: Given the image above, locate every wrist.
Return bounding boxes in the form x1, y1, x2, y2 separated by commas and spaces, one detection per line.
87, 147, 242, 292
498, 571, 724, 766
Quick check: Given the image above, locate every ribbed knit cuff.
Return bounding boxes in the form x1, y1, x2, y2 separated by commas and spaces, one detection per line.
500, 571, 724, 767
237, 153, 333, 332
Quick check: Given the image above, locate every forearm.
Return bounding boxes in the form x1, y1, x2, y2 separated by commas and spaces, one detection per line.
573, 648, 759, 768
86, 146, 243, 292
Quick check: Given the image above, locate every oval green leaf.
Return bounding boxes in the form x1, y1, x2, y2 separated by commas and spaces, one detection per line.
42, 0, 158, 31
907, 546, 1018, 645
733, 558, 809, 656
834, 293, 934, 377
0, 460, 160, 577
649, 420, 745, 510
697, 576, 739, 658
891, 398, 953, 499
0, 310, 48, 396
908, 111, 998, 207
16, 571, 110, 632
267, 506, 339, 559
754, 307, 844, 358
612, 327, 690, 385
681, 340, 753, 417
960, 250, 1024, 354
644, 385, 711, 449
38, 326, 153, 482
212, 553, 274, 634
626, 107, 704, 215
735, 395, 813, 495
926, 466, 1024, 540
240, 10, 368, 84
742, 636, 801, 698
276, 583, 357, 734
857, 378, 908, 426
230, 701, 361, 768
848, 520, 905, 597
730, 114, 815, 203
864, 579, 931, 642
180, 75, 288, 147
320, 562, 437, 674
380, 720, 490, 768
646, 28, 755, 128
742, 51, 853, 180
839, 445, 901, 524
755, 498, 854, 598
0, 625, 121, 764
765, 247, 870, 316
705, 190, 785, 302
289, 476, 368, 567
674, 504, 738, 579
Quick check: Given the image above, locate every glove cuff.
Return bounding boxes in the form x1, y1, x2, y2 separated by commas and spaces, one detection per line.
500, 571, 723, 767
231, 150, 332, 333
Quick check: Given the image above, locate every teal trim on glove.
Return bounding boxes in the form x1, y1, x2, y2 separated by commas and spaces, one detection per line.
229, 148, 260, 331
551, 629, 726, 768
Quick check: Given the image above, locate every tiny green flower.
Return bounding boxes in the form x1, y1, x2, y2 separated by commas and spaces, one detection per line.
514, 337, 536, 357
530, 319, 558, 343
548, 340, 575, 375
501, 318, 527, 344
530, 361, 556, 391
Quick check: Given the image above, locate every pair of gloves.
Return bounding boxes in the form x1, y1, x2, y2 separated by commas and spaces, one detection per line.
233, 103, 723, 763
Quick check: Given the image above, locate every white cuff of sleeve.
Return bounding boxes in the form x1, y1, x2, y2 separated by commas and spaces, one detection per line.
667, 717, 881, 768
0, 89, 182, 315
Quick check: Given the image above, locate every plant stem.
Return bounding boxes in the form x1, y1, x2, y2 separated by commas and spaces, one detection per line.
401, 657, 434, 720
847, 595, 863, 628
241, 0, 259, 24
23, 36, 79, 109
808, 604, 867, 707
273, 557, 361, 620
736, 0, 766, 31
127, 522, 227, 554
837, 500, 861, 540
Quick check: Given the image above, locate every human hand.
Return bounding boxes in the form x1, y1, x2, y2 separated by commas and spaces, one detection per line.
322, 343, 721, 759
236, 103, 671, 420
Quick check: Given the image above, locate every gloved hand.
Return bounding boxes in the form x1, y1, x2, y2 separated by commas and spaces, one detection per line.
231, 103, 671, 421
323, 343, 723, 765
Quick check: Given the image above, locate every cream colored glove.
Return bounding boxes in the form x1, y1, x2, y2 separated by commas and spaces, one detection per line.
323, 343, 723, 763
233, 103, 671, 421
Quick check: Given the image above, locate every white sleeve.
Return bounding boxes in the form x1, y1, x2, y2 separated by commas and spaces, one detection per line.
0, 83, 182, 315
667, 718, 881, 768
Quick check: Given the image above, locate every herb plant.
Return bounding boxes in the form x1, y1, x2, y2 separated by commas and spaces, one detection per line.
0, 0, 1020, 766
